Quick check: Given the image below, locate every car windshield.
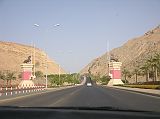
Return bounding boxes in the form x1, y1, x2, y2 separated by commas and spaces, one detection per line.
0, 0, 160, 113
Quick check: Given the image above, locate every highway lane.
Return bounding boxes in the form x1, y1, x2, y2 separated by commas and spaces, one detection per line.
0, 85, 159, 112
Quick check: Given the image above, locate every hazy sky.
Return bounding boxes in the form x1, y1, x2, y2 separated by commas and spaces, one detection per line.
0, 0, 160, 73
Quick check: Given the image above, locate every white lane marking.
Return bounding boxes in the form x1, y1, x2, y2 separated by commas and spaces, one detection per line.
49, 87, 82, 106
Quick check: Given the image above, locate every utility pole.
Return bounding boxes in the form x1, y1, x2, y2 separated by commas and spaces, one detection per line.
33, 44, 36, 79
107, 40, 110, 76
45, 52, 48, 89
58, 64, 61, 86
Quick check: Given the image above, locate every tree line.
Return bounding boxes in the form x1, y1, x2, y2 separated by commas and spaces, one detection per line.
122, 53, 160, 84
0, 70, 81, 87
0, 70, 16, 87
48, 73, 80, 87
87, 72, 110, 85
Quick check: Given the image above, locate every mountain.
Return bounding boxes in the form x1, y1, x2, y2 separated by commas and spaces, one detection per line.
80, 25, 160, 82
0, 41, 66, 75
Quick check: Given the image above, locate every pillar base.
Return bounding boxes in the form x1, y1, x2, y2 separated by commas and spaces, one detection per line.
18, 80, 35, 88
107, 79, 124, 86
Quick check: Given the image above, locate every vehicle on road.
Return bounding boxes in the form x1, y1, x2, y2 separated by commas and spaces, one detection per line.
87, 83, 92, 86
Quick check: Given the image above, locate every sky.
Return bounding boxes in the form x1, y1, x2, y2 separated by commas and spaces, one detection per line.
0, 0, 160, 73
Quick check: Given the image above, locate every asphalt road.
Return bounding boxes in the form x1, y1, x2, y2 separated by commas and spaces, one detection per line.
0, 84, 159, 112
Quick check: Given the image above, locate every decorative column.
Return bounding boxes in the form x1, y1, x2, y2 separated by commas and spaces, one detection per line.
18, 64, 35, 88
107, 61, 124, 85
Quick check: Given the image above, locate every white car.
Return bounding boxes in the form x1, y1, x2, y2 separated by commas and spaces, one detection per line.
87, 83, 92, 86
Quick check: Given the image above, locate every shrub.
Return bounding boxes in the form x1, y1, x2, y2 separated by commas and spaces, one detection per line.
100, 75, 110, 85
35, 71, 44, 78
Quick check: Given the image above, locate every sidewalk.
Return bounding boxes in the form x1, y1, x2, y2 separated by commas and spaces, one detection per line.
108, 86, 160, 97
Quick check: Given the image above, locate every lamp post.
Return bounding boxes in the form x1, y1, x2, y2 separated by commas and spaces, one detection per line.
33, 44, 36, 79
33, 24, 40, 79
58, 64, 61, 86
33, 23, 60, 89
45, 52, 48, 88
57, 51, 72, 86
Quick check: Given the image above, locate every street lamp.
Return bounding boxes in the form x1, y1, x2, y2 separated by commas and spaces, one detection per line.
33, 23, 60, 89
33, 24, 40, 80
57, 51, 72, 86
54, 24, 60, 27
58, 64, 61, 86
45, 52, 48, 88
34, 24, 40, 27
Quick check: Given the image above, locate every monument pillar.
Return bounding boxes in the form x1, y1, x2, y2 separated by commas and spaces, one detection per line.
18, 64, 35, 88
107, 62, 124, 86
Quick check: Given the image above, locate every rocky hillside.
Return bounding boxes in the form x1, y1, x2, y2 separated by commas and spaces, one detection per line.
0, 41, 66, 75
80, 25, 160, 82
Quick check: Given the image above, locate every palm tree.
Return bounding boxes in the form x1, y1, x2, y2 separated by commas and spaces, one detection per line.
0, 71, 3, 80
122, 68, 131, 83
7, 72, 16, 87
133, 68, 140, 84
146, 54, 160, 82
147, 56, 155, 81
0, 71, 5, 87
0, 71, 8, 87
152, 53, 160, 81
140, 63, 150, 82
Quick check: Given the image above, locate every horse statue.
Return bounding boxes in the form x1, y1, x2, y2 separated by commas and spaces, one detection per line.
110, 54, 119, 62
23, 56, 32, 64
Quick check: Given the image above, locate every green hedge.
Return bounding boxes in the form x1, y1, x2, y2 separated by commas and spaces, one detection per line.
48, 73, 80, 87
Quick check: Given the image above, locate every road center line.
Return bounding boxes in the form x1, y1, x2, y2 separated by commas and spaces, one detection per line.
49, 87, 83, 106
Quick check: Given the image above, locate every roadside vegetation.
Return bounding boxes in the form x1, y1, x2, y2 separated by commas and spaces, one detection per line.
117, 53, 160, 89
88, 73, 110, 85
0, 70, 16, 87
0, 69, 81, 88
35, 71, 44, 79
122, 53, 160, 84
48, 73, 80, 87
87, 53, 160, 89
87, 67, 111, 85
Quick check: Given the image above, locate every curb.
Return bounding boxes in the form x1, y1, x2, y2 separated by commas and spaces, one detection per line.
0, 85, 79, 103
108, 86, 160, 98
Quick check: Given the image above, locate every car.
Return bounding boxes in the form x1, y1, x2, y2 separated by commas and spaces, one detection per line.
87, 83, 92, 86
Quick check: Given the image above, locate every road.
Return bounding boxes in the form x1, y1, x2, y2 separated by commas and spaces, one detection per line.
0, 84, 159, 112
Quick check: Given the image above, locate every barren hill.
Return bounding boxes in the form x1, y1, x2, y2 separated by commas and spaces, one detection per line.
0, 41, 66, 75
80, 25, 160, 82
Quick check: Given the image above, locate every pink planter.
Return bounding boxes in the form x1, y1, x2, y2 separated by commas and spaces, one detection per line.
22, 71, 32, 80
110, 70, 121, 79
